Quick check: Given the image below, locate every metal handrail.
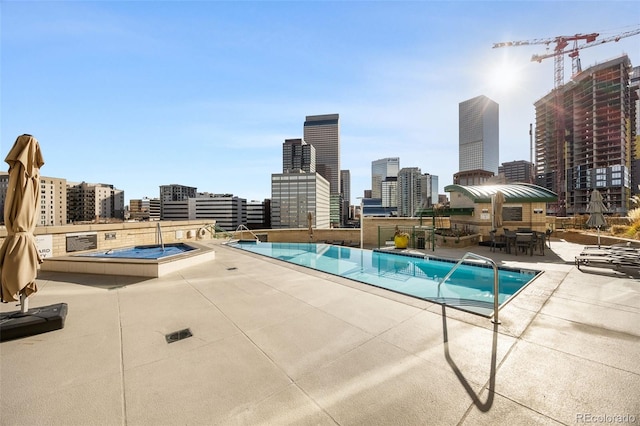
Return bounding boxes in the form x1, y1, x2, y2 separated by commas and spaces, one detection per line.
227, 224, 260, 242
437, 252, 501, 324
156, 222, 165, 251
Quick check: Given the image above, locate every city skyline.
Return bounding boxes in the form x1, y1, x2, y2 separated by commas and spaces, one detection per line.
1, 2, 638, 205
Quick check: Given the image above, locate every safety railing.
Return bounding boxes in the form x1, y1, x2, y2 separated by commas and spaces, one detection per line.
437, 252, 501, 324
226, 224, 260, 243
156, 222, 165, 251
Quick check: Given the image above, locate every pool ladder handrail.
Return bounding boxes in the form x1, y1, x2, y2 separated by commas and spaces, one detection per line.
437, 252, 501, 324
228, 225, 260, 243
156, 223, 165, 251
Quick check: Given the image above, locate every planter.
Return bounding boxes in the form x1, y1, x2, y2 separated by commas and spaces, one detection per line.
434, 233, 480, 248
394, 234, 409, 249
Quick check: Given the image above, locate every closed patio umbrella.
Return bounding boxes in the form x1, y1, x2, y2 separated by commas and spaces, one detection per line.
493, 190, 505, 230
586, 189, 607, 248
307, 212, 313, 241
0, 134, 45, 312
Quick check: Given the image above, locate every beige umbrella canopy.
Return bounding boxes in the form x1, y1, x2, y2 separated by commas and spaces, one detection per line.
0, 134, 45, 310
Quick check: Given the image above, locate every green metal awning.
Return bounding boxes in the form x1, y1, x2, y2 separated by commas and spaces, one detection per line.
444, 183, 558, 203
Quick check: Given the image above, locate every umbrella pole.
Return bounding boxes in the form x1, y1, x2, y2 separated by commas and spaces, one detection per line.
20, 293, 29, 313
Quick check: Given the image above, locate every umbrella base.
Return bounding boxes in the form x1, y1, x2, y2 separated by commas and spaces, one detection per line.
0, 303, 68, 342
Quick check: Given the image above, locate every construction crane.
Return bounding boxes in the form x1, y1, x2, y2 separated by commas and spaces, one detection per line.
493, 28, 640, 88
493, 27, 639, 216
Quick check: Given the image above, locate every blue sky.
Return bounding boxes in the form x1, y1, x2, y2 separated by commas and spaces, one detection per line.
1, 1, 638, 206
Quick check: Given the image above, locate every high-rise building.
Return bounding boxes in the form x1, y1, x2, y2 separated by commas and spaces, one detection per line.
630, 65, 640, 196
459, 95, 499, 174
283, 138, 315, 173
340, 169, 351, 224
67, 181, 125, 222
371, 157, 400, 199
499, 160, 535, 184
535, 55, 636, 215
420, 173, 439, 210
271, 173, 330, 229
129, 198, 151, 221
304, 114, 340, 226
397, 167, 423, 217
1, 172, 67, 226
161, 193, 246, 230
247, 199, 270, 230
396, 168, 439, 216
159, 184, 197, 219
270, 136, 331, 229
381, 177, 398, 209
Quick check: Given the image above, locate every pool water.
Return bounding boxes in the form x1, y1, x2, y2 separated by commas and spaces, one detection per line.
78, 243, 195, 260
229, 242, 541, 316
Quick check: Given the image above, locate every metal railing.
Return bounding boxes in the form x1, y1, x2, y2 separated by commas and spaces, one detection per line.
226, 224, 260, 243
156, 222, 165, 250
437, 252, 501, 324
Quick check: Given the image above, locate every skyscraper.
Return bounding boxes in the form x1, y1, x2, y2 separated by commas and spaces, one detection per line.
535, 55, 635, 215
271, 137, 330, 229
304, 114, 340, 193
397, 167, 423, 217
371, 157, 400, 199
340, 169, 351, 223
304, 114, 341, 226
458, 95, 499, 174
282, 138, 315, 173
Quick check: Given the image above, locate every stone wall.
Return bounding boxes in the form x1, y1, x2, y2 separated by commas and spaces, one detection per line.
0, 220, 216, 258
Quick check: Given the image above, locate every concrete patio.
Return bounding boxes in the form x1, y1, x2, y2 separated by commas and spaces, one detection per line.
1, 238, 638, 425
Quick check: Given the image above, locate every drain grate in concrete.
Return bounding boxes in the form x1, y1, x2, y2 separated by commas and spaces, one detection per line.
165, 328, 192, 343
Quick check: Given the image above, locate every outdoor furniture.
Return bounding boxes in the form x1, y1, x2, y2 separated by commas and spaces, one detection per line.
504, 230, 517, 254
515, 232, 535, 256
489, 230, 506, 252
575, 244, 640, 277
534, 231, 547, 255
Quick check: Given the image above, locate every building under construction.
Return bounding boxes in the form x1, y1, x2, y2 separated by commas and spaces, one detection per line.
535, 55, 637, 215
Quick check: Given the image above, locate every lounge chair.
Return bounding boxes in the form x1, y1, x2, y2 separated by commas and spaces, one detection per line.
575, 244, 640, 277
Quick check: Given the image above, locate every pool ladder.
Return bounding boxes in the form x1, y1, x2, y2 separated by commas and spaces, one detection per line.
227, 225, 260, 243
156, 223, 165, 251
436, 252, 501, 324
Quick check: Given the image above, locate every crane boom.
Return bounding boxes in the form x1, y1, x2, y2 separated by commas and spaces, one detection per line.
493, 33, 598, 50
531, 28, 640, 63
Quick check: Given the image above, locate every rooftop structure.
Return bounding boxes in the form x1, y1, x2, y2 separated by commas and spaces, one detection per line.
1, 238, 637, 424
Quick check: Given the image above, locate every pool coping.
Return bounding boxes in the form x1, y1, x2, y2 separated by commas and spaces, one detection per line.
40, 242, 216, 277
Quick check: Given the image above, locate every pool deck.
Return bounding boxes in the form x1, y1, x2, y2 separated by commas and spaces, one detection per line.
1, 237, 638, 425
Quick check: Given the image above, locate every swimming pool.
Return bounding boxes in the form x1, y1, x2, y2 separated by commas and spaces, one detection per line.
41, 243, 215, 278
228, 242, 541, 317
77, 243, 195, 259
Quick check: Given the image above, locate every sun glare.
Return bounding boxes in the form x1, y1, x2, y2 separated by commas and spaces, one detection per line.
489, 61, 521, 91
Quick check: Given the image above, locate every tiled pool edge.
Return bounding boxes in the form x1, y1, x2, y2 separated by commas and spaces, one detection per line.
40, 242, 215, 277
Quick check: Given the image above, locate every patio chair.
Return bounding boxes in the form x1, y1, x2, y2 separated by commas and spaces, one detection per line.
489, 230, 505, 253
515, 232, 534, 256
504, 230, 517, 254
534, 231, 546, 255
